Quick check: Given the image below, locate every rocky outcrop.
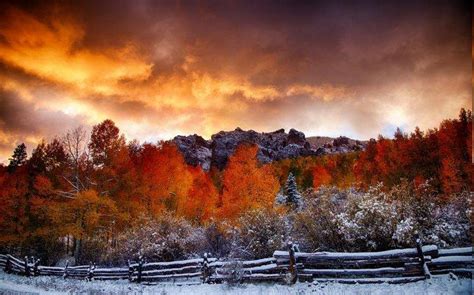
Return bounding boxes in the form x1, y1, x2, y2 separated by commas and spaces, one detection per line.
173, 134, 212, 170
173, 129, 366, 170
307, 136, 367, 155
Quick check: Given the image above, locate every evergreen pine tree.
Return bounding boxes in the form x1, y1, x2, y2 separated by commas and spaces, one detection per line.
29, 142, 47, 174
8, 143, 27, 172
285, 172, 302, 210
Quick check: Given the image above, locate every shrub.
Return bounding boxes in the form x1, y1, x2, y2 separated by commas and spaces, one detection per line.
106, 213, 206, 265
229, 208, 287, 259
426, 191, 471, 247
202, 221, 231, 258
336, 184, 397, 251
292, 186, 345, 251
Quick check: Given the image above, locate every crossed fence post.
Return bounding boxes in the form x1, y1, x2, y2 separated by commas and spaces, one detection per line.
63, 260, 69, 279
4, 255, 11, 273
137, 255, 144, 283
287, 241, 298, 284
127, 259, 133, 282
87, 262, 96, 281
32, 256, 40, 276
415, 234, 432, 279
24, 256, 30, 277
201, 252, 211, 283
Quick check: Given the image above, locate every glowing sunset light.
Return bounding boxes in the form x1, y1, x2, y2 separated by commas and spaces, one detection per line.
0, 1, 470, 162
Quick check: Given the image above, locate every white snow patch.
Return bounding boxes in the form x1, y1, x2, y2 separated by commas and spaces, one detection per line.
438, 248, 473, 256
431, 256, 473, 264
0, 270, 472, 294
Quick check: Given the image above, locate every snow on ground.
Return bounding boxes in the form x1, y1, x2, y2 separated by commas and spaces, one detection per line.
0, 271, 471, 295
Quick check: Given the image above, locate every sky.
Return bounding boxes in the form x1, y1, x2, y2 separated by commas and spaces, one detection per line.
0, 0, 471, 163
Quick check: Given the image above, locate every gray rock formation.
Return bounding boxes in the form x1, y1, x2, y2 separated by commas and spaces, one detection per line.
173, 134, 212, 170
173, 129, 366, 170
307, 136, 367, 155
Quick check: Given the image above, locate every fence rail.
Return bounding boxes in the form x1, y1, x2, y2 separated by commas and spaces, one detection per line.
1, 244, 472, 285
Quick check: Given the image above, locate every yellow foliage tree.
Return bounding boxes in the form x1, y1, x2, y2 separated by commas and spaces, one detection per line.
47, 189, 117, 260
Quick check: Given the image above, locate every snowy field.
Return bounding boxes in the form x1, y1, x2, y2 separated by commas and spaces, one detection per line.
0, 271, 471, 295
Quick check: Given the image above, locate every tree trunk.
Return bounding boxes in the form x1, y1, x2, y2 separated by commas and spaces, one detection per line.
66, 235, 69, 255
74, 237, 82, 263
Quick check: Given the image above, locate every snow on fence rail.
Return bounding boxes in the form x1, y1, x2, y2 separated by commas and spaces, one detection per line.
0, 244, 471, 285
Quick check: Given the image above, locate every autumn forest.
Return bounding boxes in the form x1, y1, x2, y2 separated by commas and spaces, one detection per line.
0, 109, 471, 266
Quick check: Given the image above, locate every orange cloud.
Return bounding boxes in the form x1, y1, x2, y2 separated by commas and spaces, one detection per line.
191, 73, 279, 102
0, 6, 355, 120
286, 84, 351, 101
0, 7, 152, 96
0, 1, 470, 165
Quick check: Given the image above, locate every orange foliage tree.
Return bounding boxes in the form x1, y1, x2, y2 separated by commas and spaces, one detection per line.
219, 144, 280, 221
312, 165, 332, 188
353, 109, 471, 195
0, 166, 28, 245
137, 142, 193, 216
178, 166, 219, 224
0, 112, 471, 262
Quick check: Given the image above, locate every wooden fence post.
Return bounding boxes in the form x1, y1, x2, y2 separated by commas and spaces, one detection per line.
32, 257, 40, 276
24, 256, 30, 277
201, 252, 211, 283
5, 255, 11, 273
415, 234, 432, 279
288, 242, 297, 284
63, 260, 69, 279
87, 262, 95, 281
137, 256, 143, 283
127, 259, 133, 282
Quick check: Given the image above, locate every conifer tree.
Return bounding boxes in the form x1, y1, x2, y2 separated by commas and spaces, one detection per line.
8, 143, 27, 172
285, 172, 302, 210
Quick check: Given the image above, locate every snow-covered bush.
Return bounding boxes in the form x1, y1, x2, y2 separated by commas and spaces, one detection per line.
106, 213, 207, 265
425, 191, 471, 247
388, 180, 471, 248
389, 180, 436, 232
336, 184, 397, 251
229, 208, 287, 259
292, 182, 470, 252
202, 221, 231, 258
92, 183, 471, 264
391, 218, 416, 247
274, 189, 286, 206
292, 186, 345, 251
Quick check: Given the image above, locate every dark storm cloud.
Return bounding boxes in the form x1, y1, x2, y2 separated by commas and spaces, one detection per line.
82, 1, 469, 85
20, 0, 467, 86
0, 0, 470, 162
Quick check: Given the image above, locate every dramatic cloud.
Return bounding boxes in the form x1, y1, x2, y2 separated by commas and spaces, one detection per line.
0, 0, 471, 162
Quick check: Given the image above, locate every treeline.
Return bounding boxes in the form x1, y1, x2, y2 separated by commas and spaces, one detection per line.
273, 108, 472, 195
0, 109, 471, 265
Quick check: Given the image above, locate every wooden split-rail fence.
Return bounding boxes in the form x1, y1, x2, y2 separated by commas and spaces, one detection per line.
1, 243, 472, 285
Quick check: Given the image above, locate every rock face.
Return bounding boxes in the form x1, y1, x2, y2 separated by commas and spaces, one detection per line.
307, 136, 367, 155
173, 129, 366, 170
173, 134, 213, 170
